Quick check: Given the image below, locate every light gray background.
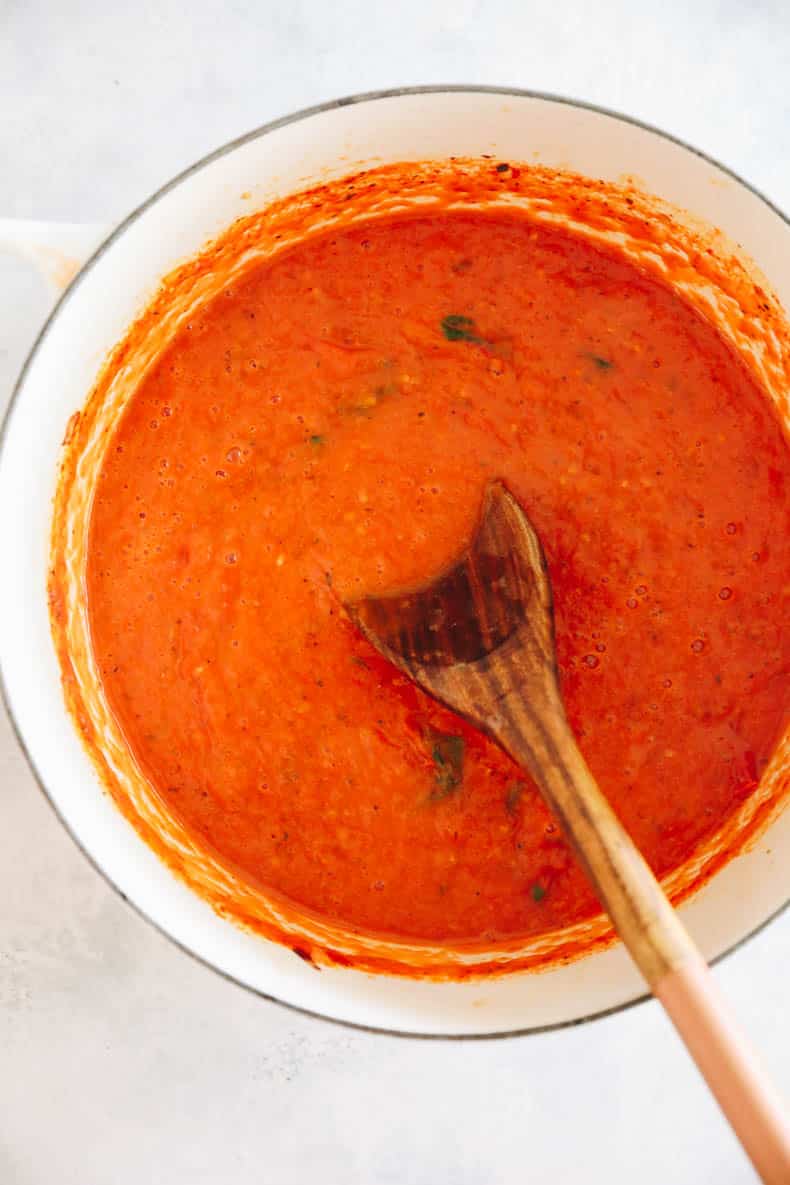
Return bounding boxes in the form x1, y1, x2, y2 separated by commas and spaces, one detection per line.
2, 3, 789, 1182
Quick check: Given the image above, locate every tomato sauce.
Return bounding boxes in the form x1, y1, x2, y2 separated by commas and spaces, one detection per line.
85, 209, 790, 944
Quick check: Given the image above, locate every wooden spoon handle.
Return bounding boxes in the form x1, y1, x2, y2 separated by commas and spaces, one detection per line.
498, 693, 790, 1184
657, 955, 790, 1185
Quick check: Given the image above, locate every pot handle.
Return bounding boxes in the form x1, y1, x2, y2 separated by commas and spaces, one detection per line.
0, 218, 111, 299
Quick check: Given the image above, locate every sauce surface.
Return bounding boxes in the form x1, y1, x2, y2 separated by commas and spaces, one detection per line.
86, 211, 790, 943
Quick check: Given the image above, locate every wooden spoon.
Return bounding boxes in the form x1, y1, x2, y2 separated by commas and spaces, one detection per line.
346, 480, 790, 1184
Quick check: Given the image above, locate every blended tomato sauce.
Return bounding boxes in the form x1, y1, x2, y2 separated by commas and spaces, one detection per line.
86, 211, 790, 944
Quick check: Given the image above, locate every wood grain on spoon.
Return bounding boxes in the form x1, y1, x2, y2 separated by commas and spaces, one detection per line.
346, 480, 790, 1185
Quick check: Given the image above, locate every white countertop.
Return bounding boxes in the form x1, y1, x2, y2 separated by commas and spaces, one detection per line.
2, 3, 789, 1182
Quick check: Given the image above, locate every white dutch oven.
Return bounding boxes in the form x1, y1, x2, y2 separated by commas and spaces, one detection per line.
1, 87, 788, 1035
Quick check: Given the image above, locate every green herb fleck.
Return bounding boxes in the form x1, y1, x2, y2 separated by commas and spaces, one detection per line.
531, 882, 546, 903
351, 655, 370, 670
585, 352, 614, 371
505, 781, 524, 816
309, 434, 325, 446
441, 314, 485, 344
342, 396, 378, 416
429, 732, 465, 800
375, 381, 399, 399
342, 377, 402, 418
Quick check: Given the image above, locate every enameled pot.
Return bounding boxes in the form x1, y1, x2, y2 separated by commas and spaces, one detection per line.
1, 87, 788, 1035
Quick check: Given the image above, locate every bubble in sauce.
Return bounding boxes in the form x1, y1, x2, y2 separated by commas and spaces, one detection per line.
718, 587, 732, 600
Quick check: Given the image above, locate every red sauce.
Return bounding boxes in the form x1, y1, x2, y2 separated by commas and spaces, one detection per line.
83, 209, 790, 945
